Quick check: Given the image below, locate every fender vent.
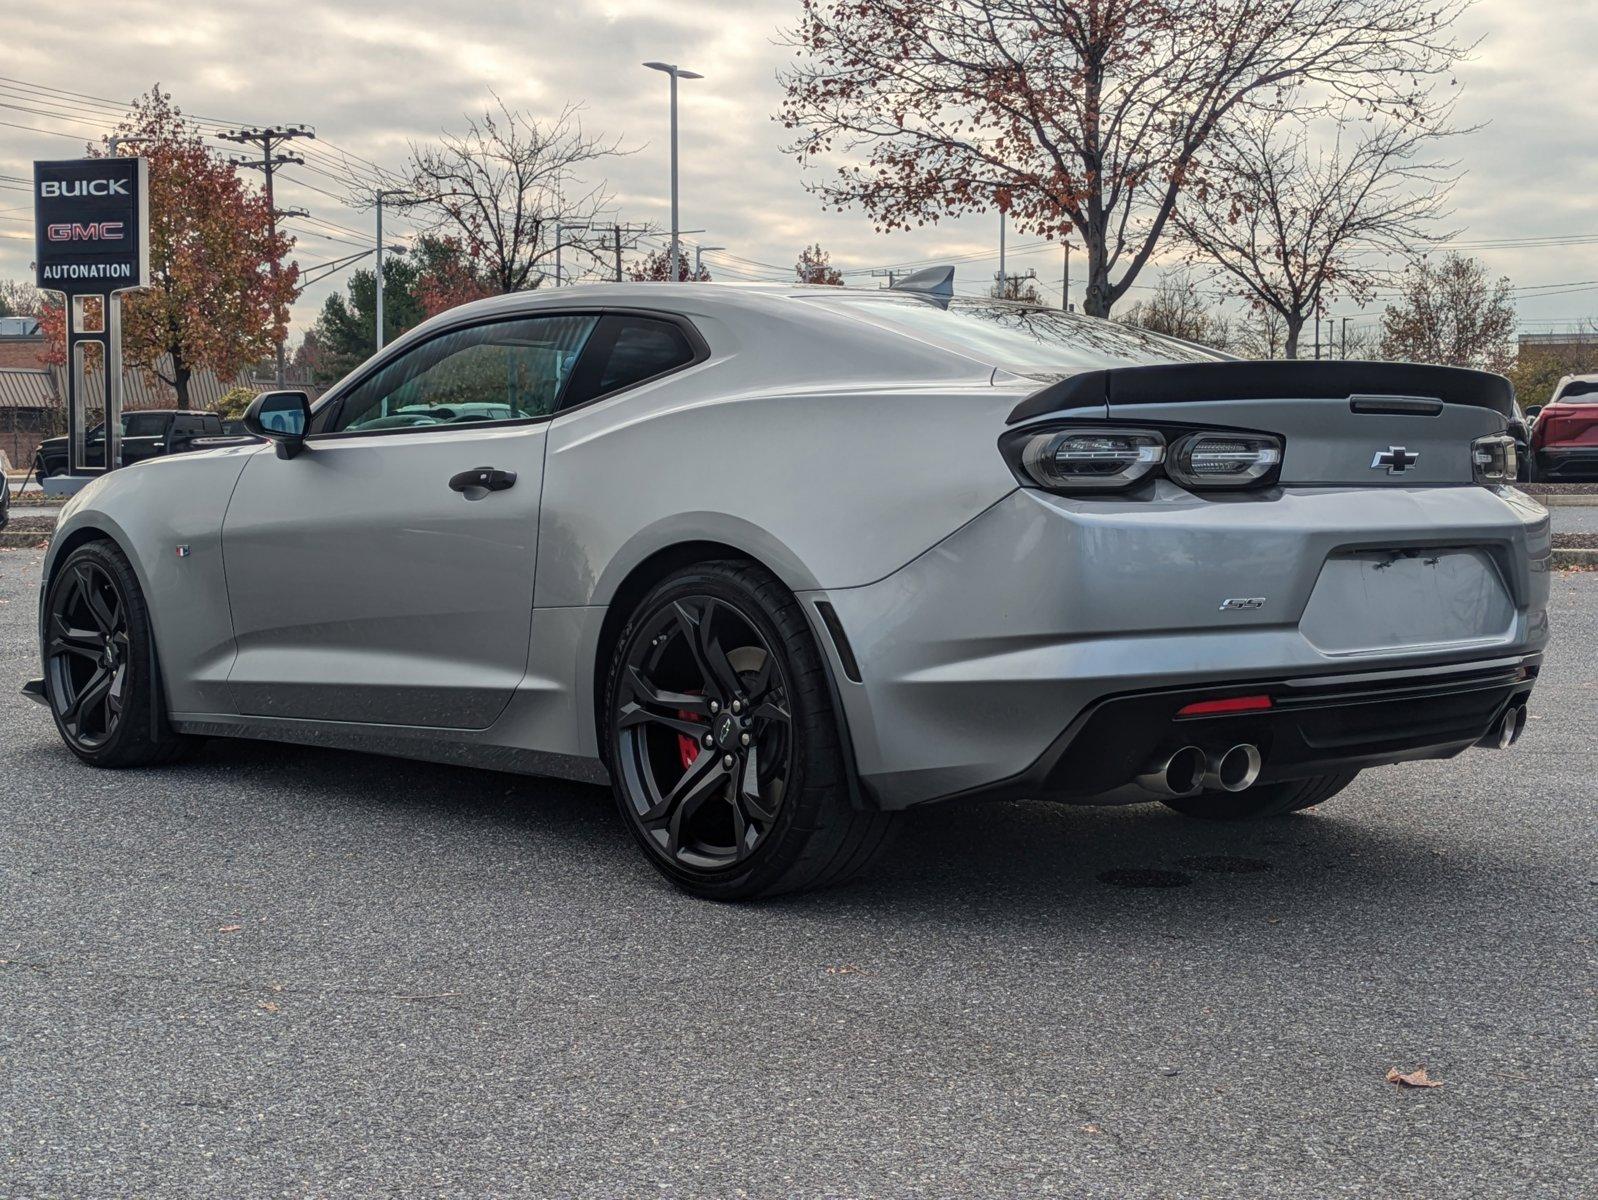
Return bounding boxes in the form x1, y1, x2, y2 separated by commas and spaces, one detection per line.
814, 601, 863, 684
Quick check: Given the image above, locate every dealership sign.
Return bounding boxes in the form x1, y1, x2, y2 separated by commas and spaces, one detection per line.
33, 158, 149, 294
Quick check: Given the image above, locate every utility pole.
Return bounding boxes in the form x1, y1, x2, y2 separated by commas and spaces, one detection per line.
995, 268, 1038, 302
1341, 316, 1349, 359
1061, 241, 1072, 311
998, 210, 1007, 295
374, 189, 412, 351
597, 223, 653, 282
221, 124, 315, 386
870, 269, 898, 288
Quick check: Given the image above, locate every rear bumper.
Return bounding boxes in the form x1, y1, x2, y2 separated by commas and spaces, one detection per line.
1535, 446, 1598, 480
960, 656, 1538, 805
805, 484, 1551, 810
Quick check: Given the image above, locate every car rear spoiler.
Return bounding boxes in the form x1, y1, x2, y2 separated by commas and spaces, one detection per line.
1006, 360, 1516, 425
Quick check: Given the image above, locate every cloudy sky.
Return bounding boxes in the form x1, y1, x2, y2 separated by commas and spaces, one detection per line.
3, 0, 1596, 348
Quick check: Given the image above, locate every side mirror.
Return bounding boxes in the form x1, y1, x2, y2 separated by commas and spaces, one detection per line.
243, 391, 312, 460
1523, 405, 1543, 422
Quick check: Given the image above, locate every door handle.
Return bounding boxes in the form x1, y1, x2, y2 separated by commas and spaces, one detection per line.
449, 466, 517, 494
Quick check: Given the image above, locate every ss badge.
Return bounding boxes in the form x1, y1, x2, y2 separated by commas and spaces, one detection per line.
1219, 597, 1266, 611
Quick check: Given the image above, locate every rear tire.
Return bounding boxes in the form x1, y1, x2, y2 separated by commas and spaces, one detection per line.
603, 560, 895, 900
42, 539, 199, 768
1161, 771, 1359, 821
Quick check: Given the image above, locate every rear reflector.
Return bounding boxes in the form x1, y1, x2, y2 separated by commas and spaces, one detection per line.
1177, 694, 1274, 717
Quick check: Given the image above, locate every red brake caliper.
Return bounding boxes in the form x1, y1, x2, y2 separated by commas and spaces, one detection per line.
676, 693, 704, 770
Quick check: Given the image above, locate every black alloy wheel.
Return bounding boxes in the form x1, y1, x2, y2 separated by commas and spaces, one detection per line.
605, 561, 896, 900
614, 593, 793, 871
42, 540, 197, 768
46, 556, 132, 751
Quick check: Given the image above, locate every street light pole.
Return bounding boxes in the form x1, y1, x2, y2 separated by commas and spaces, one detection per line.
694, 245, 724, 280
643, 62, 703, 282
374, 190, 411, 352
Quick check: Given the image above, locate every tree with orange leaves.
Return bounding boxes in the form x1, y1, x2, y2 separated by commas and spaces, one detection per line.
39, 87, 296, 407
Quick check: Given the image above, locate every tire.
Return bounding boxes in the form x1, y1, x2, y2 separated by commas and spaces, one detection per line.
602, 560, 896, 900
42, 539, 199, 768
1161, 771, 1359, 821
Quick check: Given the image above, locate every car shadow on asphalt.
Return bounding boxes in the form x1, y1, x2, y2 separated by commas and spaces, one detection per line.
11, 726, 1492, 934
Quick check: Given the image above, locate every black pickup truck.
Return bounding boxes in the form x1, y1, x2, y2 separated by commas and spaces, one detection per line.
32, 409, 226, 477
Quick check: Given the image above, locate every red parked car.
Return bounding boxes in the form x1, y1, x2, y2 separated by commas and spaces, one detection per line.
1528, 375, 1598, 481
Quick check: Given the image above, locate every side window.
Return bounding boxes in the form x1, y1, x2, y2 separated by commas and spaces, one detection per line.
561, 315, 699, 410
202, 414, 223, 434
331, 314, 599, 434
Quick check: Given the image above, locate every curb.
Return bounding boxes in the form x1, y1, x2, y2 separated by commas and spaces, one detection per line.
1538, 493, 1598, 507
0, 531, 50, 549
1552, 547, 1598, 570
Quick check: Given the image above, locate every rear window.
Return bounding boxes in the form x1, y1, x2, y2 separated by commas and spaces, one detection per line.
1554, 380, 1598, 404
802, 294, 1227, 375
123, 412, 169, 437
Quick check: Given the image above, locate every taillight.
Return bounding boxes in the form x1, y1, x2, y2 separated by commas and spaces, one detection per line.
1001, 422, 1283, 494
1166, 433, 1283, 489
1019, 429, 1165, 490
1470, 434, 1517, 486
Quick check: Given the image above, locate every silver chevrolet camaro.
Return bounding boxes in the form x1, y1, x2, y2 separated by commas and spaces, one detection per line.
25, 272, 1550, 898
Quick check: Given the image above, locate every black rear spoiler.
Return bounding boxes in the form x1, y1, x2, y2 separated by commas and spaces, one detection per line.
1006, 360, 1515, 425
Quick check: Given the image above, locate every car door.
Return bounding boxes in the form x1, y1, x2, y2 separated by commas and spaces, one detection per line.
220, 311, 598, 728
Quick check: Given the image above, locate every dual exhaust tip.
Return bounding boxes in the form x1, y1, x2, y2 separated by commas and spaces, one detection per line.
1138, 743, 1262, 798
1483, 702, 1528, 751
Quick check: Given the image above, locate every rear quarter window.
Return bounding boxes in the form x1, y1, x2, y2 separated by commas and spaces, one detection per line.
802, 294, 1227, 375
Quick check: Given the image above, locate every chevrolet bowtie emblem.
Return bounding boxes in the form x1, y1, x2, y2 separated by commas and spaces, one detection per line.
1372, 446, 1419, 474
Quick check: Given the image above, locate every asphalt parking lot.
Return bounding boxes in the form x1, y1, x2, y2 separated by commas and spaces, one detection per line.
1, 545, 1594, 1199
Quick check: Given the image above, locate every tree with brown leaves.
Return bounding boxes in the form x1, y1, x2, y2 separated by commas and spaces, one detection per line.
629, 249, 711, 283
39, 88, 296, 408
795, 243, 845, 285
1379, 253, 1515, 373
780, 0, 1473, 318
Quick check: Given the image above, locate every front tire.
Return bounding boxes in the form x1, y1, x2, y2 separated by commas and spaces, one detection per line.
42, 540, 197, 768
1161, 771, 1359, 821
603, 561, 895, 900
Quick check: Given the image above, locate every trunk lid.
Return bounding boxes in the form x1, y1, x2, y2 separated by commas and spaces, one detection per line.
1009, 360, 1513, 487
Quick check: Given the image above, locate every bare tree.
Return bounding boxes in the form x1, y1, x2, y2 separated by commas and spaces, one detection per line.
0, 279, 42, 317
402, 100, 626, 294
992, 275, 1044, 304
780, 0, 1472, 317
1175, 106, 1458, 358
1116, 273, 1233, 351
1379, 253, 1515, 372
1235, 307, 1289, 359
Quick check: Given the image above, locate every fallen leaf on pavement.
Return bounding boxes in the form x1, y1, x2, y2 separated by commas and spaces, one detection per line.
1387, 1066, 1443, 1088
258, 1001, 280, 1014
217, 924, 242, 934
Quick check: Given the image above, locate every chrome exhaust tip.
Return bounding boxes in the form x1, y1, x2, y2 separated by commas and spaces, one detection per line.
1489, 703, 1527, 750
1203, 744, 1262, 793
1136, 746, 1207, 798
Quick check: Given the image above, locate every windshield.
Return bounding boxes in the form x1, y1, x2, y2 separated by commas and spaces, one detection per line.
803, 294, 1227, 375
